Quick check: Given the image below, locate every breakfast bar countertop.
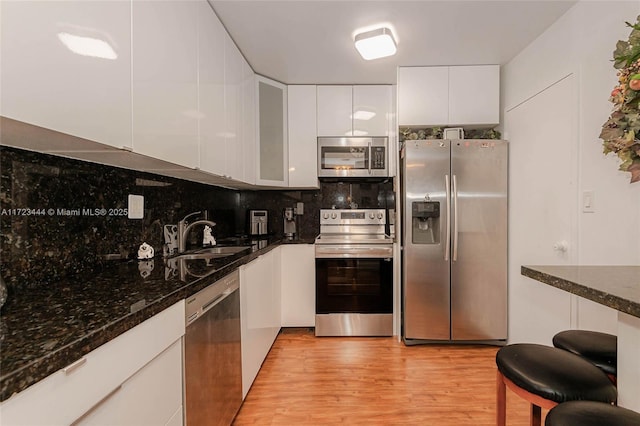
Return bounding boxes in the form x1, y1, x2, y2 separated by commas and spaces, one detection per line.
521, 265, 640, 318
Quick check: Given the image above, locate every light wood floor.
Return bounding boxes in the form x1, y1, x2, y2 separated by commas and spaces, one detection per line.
233, 328, 545, 425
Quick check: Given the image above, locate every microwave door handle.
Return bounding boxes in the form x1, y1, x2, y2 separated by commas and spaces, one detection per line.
367, 141, 372, 175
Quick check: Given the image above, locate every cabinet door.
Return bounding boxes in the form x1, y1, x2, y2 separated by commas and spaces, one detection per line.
398, 67, 449, 126
225, 35, 244, 181
75, 340, 183, 426
280, 245, 315, 327
256, 76, 288, 186
240, 249, 281, 399
317, 86, 353, 136
353, 86, 391, 136
132, 0, 198, 168
241, 57, 256, 185
0, 1, 132, 149
198, 1, 226, 177
288, 85, 319, 188
448, 65, 500, 127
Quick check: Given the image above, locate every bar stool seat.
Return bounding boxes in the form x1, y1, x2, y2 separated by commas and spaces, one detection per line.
496, 343, 617, 426
553, 330, 617, 376
545, 401, 640, 426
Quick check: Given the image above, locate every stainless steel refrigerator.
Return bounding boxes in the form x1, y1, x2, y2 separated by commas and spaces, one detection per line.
402, 139, 508, 343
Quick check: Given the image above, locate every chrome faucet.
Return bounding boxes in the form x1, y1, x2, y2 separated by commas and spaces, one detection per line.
177, 211, 216, 253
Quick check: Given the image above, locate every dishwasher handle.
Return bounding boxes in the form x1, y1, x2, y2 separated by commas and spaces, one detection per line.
202, 290, 231, 313
186, 273, 239, 326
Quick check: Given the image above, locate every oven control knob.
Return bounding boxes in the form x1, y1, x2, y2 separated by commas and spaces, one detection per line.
331, 212, 337, 219
323, 212, 329, 219
377, 212, 384, 220
369, 212, 375, 219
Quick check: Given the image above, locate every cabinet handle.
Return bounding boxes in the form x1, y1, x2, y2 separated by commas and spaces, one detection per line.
70, 385, 122, 425
63, 357, 87, 375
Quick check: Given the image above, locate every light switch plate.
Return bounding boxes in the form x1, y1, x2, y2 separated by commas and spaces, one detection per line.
582, 190, 595, 213
128, 194, 144, 219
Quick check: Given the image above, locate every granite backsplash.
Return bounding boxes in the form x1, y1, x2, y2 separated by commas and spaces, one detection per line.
1, 146, 394, 297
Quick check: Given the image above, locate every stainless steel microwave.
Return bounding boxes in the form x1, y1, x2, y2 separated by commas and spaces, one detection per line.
317, 137, 389, 178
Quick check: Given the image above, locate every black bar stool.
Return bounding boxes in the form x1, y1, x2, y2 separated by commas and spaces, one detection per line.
552, 330, 617, 383
545, 401, 640, 426
496, 343, 617, 426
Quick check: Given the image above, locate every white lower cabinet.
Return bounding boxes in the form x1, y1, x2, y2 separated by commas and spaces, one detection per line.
0, 301, 185, 426
240, 248, 281, 399
280, 244, 315, 327
75, 339, 183, 426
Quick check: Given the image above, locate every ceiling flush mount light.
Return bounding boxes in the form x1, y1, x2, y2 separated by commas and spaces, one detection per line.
354, 27, 396, 60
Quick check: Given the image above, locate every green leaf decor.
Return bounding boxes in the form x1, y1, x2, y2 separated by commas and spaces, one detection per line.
601, 15, 640, 183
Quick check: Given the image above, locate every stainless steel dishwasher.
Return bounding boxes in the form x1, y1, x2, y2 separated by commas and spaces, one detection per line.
184, 270, 242, 426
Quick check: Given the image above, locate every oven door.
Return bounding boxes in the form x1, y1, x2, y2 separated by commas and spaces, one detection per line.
315, 243, 393, 316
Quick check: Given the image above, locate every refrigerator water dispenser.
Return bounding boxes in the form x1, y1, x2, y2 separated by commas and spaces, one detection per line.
412, 201, 440, 244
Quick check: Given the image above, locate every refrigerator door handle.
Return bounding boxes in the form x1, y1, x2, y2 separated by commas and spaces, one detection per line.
445, 174, 451, 261
453, 174, 459, 261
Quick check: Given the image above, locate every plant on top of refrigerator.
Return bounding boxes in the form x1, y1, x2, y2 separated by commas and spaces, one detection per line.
600, 15, 640, 183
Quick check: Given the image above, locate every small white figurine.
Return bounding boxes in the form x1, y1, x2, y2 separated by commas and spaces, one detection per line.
137, 242, 154, 260
202, 225, 216, 247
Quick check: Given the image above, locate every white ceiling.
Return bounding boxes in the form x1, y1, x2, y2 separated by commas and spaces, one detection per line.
210, 0, 577, 85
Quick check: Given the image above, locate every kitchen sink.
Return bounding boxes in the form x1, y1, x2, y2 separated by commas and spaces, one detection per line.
177, 245, 251, 260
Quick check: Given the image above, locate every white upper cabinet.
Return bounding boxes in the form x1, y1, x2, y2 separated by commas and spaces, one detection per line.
132, 0, 199, 168
317, 85, 391, 137
199, 2, 254, 184
317, 86, 353, 137
224, 34, 245, 181
352, 85, 392, 136
398, 67, 449, 127
287, 85, 319, 188
448, 65, 500, 127
256, 76, 288, 186
0, 1, 132, 149
241, 58, 256, 185
198, 1, 226, 177
398, 65, 499, 127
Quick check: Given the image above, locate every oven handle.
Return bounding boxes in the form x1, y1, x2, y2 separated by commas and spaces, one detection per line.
315, 245, 393, 259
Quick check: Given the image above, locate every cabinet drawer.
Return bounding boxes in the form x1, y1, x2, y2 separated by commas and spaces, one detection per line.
0, 301, 185, 425
74, 339, 183, 426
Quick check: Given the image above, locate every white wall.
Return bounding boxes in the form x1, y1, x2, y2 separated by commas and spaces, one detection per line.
502, 1, 640, 344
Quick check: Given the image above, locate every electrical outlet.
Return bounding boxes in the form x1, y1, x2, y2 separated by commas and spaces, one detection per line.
296, 202, 304, 215
128, 194, 144, 219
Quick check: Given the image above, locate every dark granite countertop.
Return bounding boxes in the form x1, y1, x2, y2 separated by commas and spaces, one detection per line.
521, 265, 640, 318
0, 237, 316, 402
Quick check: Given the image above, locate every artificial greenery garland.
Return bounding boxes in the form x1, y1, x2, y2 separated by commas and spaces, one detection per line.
600, 15, 640, 183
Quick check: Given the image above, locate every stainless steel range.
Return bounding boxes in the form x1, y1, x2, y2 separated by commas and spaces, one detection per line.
315, 208, 393, 337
